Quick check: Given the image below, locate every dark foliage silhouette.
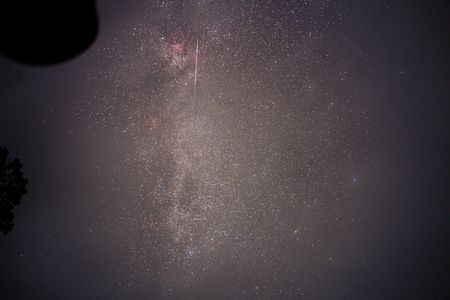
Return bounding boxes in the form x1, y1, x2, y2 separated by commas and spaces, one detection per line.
0, 147, 28, 235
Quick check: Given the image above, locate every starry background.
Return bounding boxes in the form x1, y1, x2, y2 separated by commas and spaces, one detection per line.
0, 0, 449, 299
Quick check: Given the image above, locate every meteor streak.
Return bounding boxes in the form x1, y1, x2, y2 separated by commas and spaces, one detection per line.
194, 39, 199, 97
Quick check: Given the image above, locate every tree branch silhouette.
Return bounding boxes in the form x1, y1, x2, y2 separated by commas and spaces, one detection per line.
0, 147, 28, 235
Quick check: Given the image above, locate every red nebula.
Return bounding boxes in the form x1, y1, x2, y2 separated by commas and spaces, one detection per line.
172, 42, 184, 53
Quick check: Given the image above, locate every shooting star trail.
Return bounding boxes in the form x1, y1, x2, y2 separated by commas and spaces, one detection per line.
194, 39, 198, 97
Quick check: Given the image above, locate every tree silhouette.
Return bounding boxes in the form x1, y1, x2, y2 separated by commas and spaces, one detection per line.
0, 146, 28, 235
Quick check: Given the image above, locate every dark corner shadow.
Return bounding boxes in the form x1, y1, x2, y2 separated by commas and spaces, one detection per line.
0, 1, 98, 65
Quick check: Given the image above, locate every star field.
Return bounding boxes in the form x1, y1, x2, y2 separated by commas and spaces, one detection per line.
80, 0, 375, 295
0, 0, 449, 299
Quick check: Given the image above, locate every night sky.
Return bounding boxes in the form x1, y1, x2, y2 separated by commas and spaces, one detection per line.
1, 0, 449, 299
